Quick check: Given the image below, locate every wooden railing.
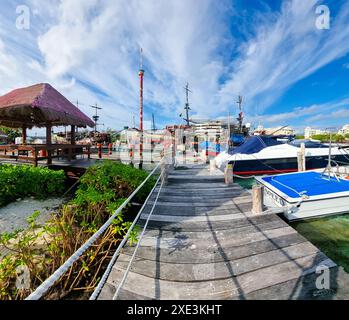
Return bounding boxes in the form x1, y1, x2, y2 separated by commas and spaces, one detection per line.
0, 144, 91, 166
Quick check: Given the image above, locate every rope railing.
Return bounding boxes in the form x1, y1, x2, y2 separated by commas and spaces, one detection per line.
25, 157, 167, 301
112, 174, 165, 300
89, 169, 165, 300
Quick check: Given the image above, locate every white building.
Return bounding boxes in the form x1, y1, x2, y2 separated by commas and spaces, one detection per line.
304, 127, 330, 139
338, 124, 349, 136
254, 126, 295, 136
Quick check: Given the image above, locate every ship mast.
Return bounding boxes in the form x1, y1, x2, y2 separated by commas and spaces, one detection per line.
236, 95, 243, 134
183, 83, 192, 126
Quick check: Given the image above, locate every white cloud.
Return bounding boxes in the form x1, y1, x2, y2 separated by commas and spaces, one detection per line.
219, 0, 349, 114
247, 97, 349, 131
1, 0, 349, 133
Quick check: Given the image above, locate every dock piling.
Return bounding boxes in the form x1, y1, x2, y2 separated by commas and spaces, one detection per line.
297, 143, 306, 172
210, 159, 216, 174
252, 184, 264, 214
224, 164, 233, 185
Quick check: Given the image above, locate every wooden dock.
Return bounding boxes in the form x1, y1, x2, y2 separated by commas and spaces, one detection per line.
98, 164, 349, 300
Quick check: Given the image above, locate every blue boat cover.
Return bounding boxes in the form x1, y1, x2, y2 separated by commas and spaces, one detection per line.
262, 171, 349, 198
228, 136, 283, 155
231, 133, 245, 145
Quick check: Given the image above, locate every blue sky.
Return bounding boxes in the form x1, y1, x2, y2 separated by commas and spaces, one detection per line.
1, 0, 349, 134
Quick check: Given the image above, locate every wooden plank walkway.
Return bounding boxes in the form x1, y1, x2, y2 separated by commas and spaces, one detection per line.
98, 164, 349, 300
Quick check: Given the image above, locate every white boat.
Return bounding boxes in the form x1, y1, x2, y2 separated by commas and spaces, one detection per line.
255, 171, 349, 221
215, 136, 349, 176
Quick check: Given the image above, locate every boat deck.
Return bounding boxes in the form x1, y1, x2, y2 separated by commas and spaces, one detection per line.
261, 171, 349, 199
97, 165, 349, 300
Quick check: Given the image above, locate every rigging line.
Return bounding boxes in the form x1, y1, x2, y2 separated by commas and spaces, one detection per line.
112, 172, 166, 300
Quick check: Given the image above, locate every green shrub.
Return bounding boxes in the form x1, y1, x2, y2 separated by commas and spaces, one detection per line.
0, 165, 66, 207
0, 161, 155, 300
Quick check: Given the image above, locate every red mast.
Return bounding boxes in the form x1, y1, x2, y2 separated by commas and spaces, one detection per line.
139, 48, 144, 168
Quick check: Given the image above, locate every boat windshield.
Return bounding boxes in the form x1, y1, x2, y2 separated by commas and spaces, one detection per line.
228, 136, 283, 155
288, 139, 327, 148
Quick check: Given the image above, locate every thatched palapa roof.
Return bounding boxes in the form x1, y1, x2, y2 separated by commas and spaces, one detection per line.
0, 83, 94, 128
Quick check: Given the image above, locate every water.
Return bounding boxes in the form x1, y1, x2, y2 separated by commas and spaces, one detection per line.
234, 177, 256, 190
291, 214, 349, 273
236, 177, 349, 273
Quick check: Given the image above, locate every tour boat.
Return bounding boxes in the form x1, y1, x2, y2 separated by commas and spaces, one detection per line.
215, 136, 349, 176
255, 171, 349, 220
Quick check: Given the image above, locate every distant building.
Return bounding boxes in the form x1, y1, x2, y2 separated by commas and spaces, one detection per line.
254, 126, 295, 136
304, 127, 329, 139
192, 120, 225, 137
119, 128, 167, 146
338, 124, 349, 136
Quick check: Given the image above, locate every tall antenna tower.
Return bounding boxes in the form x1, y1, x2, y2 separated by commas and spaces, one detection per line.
91, 103, 102, 134
183, 82, 192, 126
139, 48, 145, 131
236, 95, 244, 133
139, 47, 145, 169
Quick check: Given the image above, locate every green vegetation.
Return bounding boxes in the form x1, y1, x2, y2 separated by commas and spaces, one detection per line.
0, 161, 155, 300
0, 165, 66, 207
0, 127, 21, 143
295, 135, 305, 140
311, 134, 348, 143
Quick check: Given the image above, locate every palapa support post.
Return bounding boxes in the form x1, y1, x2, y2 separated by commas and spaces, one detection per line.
46, 124, 52, 165
224, 163, 233, 185
71, 125, 76, 160
22, 126, 27, 145
252, 184, 264, 215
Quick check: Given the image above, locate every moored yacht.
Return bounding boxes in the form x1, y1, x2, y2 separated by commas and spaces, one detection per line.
215, 135, 349, 176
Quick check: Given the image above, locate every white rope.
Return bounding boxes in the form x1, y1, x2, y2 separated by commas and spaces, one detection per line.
112, 173, 165, 300
270, 177, 307, 198
89, 172, 162, 300
25, 160, 162, 300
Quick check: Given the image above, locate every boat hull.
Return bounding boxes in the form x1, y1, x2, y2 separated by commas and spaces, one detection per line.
255, 171, 349, 221
262, 188, 349, 221
229, 154, 349, 176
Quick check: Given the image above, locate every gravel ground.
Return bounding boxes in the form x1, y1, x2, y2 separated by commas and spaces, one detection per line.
0, 198, 64, 234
